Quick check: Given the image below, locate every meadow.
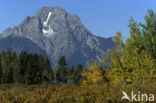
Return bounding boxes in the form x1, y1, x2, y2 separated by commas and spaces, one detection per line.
0, 82, 155, 103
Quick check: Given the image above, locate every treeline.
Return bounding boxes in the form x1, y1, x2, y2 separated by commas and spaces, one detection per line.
0, 50, 83, 84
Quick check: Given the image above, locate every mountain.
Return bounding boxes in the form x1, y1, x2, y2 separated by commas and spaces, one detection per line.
0, 36, 47, 55
0, 6, 114, 67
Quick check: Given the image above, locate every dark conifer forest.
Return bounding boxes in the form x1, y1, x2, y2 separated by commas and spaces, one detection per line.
0, 50, 83, 84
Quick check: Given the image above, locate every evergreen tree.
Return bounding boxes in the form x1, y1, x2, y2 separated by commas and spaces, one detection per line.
12, 52, 23, 83
56, 56, 68, 83
19, 51, 28, 80
0, 54, 2, 83
25, 62, 33, 84
74, 64, 83, 83
33, 54, 41, 84
42, 58, 54, 83
58, 56, 67, 65
36, 54, 45, 83
25, 54, 34, 84
69, 65, 75, 81
71, 66, 75, 74
1, 49, 14, 84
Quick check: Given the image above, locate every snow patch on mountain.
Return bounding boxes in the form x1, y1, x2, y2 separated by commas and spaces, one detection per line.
43, 12, 52, 26
42, 25, 55, 35
42, 12, 55, 36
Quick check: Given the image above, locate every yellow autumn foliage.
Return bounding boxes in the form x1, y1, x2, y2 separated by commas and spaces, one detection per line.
81, 62, 103, 85
104, 32, 156, 85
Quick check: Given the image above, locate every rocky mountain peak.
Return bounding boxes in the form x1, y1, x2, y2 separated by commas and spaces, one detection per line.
0, 6, 114, 67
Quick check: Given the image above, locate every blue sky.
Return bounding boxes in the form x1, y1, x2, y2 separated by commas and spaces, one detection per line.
0, 0, 156, 39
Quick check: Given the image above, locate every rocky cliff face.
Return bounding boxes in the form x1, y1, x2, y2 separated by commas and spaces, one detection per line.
0, 6, 114, 67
